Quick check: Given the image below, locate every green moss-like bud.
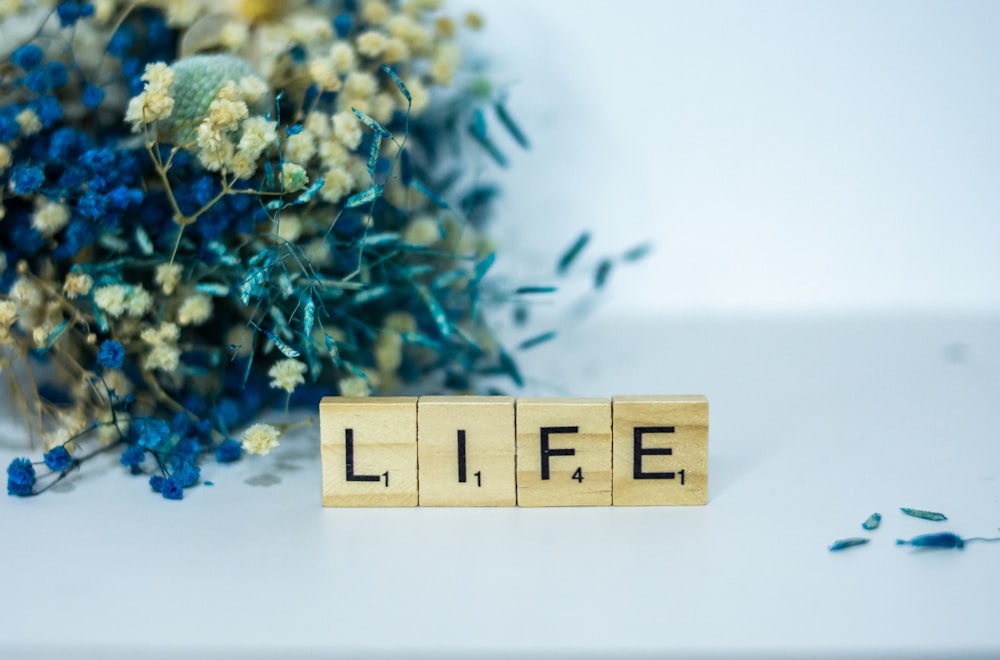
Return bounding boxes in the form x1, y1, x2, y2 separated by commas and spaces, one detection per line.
161, 54, 273, 140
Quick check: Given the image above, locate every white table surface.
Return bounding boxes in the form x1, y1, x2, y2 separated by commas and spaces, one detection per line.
2, 312, 999, 658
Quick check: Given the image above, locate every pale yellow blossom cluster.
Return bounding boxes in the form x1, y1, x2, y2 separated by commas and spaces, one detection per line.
125, 63, 176, 131
62, 272, 94, 300
15, 108, 41, 136
155, 263, 183, 295
94, 284, 153, 319
141, 322, 181, 371
268, 358, 307, 393
31, 201, 70, 237
177, 293, 212, 326
187, 79, 279, 178
241, 422, 281, 455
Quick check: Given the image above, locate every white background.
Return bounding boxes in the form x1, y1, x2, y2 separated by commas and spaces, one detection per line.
461, 0, 1000, 314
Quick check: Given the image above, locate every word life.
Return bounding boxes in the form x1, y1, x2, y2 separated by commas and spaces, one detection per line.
320, 395, 708, 507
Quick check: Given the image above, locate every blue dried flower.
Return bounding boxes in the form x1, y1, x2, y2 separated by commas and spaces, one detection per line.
10, 166, 45, 195
215, 439, 242, 463
97, 340, 125, 369
81, 84, 105, 108
149, 474, 164, 492
0, 109, 19, 141
32, 96, 63, 128
173, 462, 200, 487
43, 446, 73, 472
120, 444, 145, 469
161, 477, 184, 500
133, 418, 170, 451
12, 44, 44, 70
334, 14, 352, 38
57, 2, 94, 27
6, 458, 36, 496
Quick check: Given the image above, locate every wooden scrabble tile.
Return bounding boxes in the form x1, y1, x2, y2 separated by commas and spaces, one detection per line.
417, 396, 516, 506
516, 398, 612, 506
612, 395, 708, 506
320, 397, 418, 507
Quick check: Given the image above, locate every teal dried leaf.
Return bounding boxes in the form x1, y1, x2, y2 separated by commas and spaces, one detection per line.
292, 176, 325, 205
206, 241, 239, 265
264, 330, 300, 358
468, 109, 508, 167
381, 64, 411, 104
862, 513, 881, 530
135, 226, 154, 256
594, 259, 613, 289
515, 286, 557, 295
351, 107, 391, 138
472, 252, 495, 283
354, 284, 392, 305
498, 349, 523, 388
418, 286, 451, 338
622, 242, 652, 262
401, 331, 441, 350
324, 334, 340, 359
42, 321, 69, 351
303, 296, 316, 337
263, 160, 275, 190
412, 179, 448, 209
557, 232, 590, 275
518, 330, 556, 351
345, 183, 383, 208
98, 234, 128, 252
367, 131, 382, 177
248, 249, 275, 268
829, 538, 870, 552
361, 232, 400, 247
196, 282, 229, 297
900, 507, 947, 521
896, 533, 964, 549
434, 268, 467, 289
494, 98, 529, 149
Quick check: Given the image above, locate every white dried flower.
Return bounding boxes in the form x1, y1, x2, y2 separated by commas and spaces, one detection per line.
93, 284, 130, 317
343, 71, 377, 99
155, 263, 183, 295
31, 201, 70, 236
356, 30, 388, 57
15, 109, 42, 136
177, 293, 212, 326
338, 375, 370, 398
63, 272, 94, 299
125, 286, 153, 318
241, 423, 281, 455
238, 116, 278, 160
238, 75, 269, 103
284, 130, 316, 164
319, 167, 354, 203
268, 358, 307, 393
144, 344, 180, 371
330, 42, 357, 73
332, 111, 362, 150
308, 56, 341, 92
276, 214, 303, 242
0, 144, 11, 171
281, 162, 308, 192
